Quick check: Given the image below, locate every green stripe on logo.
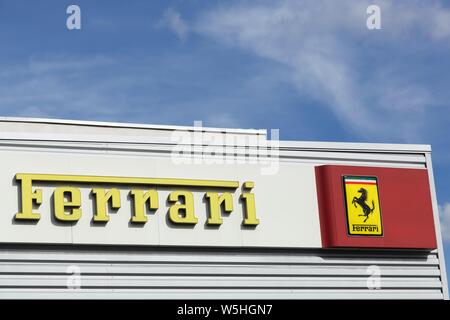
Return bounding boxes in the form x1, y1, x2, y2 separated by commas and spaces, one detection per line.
344, 176, 376, 181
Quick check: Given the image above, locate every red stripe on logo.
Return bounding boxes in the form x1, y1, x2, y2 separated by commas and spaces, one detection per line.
344, 182, 377, 185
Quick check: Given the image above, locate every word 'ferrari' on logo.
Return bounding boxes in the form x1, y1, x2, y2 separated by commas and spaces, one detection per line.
343, 176, 383, 236
14, 173, 260, 227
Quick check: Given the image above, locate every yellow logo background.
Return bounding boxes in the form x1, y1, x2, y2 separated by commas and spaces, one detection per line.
343, 176, 383, 236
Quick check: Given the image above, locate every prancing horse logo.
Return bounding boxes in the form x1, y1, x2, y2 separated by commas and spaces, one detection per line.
352, 188, 375, 222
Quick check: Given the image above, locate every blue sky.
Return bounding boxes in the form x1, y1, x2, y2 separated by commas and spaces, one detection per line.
1, 0, 450, 286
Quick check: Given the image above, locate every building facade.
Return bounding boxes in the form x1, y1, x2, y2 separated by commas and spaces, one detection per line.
0, 117, 447, 299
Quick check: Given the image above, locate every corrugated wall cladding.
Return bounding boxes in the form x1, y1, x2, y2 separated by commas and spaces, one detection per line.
0, 246, 444, 299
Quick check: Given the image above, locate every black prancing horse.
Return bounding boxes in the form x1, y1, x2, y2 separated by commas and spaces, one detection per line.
352, 188, 375, 222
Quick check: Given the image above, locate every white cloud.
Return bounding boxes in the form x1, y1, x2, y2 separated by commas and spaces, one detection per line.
431, 9, 450, 40
0, 54, 250, 128
161, 8, 189, 42
439, 203, 450, 242
0, 56, 131, 119
178, 0, 450, 140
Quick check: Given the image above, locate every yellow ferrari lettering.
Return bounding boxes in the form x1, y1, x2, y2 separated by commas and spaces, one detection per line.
205, 192, 233, 225
14, 173, 259, 227
15, 175, 42, 221
168, 191, 198, 224
54, 187, 82, 221
130, 189, 158, 223
92, 188, 121, 222
241, 181, 260, 226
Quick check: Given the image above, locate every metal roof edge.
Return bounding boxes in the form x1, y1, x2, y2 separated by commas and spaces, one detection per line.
0, 116, 267, 135
279, 140, 431, 153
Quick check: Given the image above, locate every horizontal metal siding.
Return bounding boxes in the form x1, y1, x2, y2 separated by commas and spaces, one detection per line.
0, 246, 443, 299
0, 141, 429, 167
